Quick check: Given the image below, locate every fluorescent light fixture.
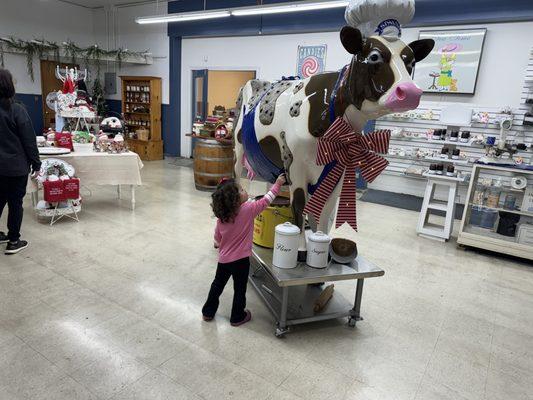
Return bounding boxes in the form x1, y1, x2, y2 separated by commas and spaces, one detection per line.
136, 1, 348, 25
231, 0, 349, 16
136, 10, 230, 24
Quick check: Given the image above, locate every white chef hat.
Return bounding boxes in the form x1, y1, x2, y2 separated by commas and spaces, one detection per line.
345, 0, 415, 38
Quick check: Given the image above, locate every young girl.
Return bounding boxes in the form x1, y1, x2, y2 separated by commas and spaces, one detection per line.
202, 173, 286, 326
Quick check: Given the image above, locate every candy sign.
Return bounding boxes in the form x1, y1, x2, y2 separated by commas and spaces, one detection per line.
296, 45, 327, 79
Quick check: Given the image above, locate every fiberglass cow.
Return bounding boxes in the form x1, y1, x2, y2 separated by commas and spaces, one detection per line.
233, 26, 434, 258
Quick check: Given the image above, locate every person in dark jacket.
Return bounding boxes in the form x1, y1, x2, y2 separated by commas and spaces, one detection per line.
0, 68, 41, 254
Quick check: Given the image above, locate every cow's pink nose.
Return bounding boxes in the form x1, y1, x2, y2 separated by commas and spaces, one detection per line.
395, 86, 406, 100
384, 82, 422, 112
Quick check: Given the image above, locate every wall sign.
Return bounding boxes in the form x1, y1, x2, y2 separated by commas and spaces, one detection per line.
296, 45, 327, 79
413, 28, 487, 95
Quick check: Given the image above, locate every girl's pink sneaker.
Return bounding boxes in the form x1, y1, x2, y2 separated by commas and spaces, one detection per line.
231, 310, 252, 327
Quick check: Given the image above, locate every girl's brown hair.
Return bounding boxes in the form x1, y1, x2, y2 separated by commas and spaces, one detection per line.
211, 179, 241, 223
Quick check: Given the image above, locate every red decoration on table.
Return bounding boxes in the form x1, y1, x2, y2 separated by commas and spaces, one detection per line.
55, 132, 74, 151
304, 117, 390, 231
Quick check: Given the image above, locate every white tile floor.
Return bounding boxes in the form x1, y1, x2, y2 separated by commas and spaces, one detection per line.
0, 160, 532, 400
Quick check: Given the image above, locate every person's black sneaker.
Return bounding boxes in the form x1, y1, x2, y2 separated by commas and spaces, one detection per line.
5, 240, 29, 255
0, 232, 8, 244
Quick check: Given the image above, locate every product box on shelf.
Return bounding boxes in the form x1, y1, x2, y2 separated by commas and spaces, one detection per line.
522, 187, 533, 212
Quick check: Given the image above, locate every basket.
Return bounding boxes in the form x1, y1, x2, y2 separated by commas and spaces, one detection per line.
136, 128, 150, 141
73, 143, 94, 153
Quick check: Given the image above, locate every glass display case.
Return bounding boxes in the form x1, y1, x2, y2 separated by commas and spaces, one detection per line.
458, 163, 533, 260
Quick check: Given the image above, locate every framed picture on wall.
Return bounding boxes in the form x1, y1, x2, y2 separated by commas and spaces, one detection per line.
413, 28, 487, 94
296, 45, 327, 79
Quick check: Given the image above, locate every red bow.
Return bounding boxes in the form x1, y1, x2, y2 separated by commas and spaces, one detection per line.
304, 118, 390, 231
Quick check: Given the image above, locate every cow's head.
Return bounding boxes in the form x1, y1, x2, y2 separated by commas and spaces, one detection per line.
340, 26, 434, 119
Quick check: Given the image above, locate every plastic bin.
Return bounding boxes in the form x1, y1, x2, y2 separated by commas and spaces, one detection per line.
479, 208, 498, 229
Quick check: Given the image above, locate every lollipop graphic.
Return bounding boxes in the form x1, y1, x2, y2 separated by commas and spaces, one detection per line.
301, 55, 321, 78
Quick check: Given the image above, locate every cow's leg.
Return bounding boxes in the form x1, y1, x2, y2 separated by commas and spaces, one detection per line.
291, 187, 308, 261
234, 142, 244, 185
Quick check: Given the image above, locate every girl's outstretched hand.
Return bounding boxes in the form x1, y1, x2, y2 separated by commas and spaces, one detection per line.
276, 173, 286, 186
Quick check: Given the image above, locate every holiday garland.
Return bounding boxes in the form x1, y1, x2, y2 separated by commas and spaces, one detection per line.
0, 37, 149, 81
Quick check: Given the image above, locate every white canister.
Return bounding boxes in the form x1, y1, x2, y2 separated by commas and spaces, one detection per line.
306, 231, 331, 269
273, 222, 300, 269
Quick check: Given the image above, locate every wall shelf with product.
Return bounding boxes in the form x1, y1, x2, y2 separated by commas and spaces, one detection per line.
458, 164, 533, 260
120, 76, 163, 161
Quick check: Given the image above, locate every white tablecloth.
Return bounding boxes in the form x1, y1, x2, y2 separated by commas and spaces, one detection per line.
28, 151, 143, 193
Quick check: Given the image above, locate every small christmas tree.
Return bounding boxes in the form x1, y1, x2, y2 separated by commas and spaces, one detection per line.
91, 78, 107, 117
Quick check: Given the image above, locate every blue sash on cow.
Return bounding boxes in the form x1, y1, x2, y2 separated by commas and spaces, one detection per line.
241, 106, 285, 183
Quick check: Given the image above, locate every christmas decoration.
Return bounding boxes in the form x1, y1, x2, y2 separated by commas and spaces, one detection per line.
91, 78, 107, 117
0, 37, 149, 81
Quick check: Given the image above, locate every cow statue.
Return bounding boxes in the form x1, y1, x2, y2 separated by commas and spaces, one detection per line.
233, 0, 434, 261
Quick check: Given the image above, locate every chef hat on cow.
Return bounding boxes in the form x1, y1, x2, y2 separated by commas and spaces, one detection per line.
345, 0, 415, 39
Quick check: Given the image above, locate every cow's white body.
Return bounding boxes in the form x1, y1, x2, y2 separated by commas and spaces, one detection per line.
233, 76, 344, 250
233, 33, 434, 254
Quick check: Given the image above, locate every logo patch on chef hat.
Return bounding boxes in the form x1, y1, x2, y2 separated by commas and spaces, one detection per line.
374, 19, 402, 37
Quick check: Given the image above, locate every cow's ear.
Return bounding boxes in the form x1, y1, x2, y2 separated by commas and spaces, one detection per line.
408, 39, 435, 62
340, 26, 363, 55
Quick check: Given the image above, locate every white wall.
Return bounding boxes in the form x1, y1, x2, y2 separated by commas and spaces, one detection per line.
0, 0, 95, 94
93, 3, 170, 104
180, 21, 533, 159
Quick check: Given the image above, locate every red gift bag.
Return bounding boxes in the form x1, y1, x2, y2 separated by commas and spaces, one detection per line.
43, 180, 66, 202
63, 178, 80, 199
55, 132, 73, 150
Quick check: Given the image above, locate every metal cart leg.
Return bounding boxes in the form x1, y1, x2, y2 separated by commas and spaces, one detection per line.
117, 185, 122, 199
276, 286, 290, 338
348, 279, 364, 327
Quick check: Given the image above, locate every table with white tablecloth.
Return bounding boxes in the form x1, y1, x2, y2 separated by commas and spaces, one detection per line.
28, 151, 144, 210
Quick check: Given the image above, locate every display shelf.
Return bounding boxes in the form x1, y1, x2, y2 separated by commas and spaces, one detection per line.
427, 139, 477, 147
424, 156, 471, 165
121, 76, 162, 161
463, 225, 516, 243
124, 112, 150, 116
468, 203, 533, 218
390, 135, 429, 142
124, 101, 151, 105
385, 154, 425, 161
458, 163, 533, 260
422, 172, 466, 182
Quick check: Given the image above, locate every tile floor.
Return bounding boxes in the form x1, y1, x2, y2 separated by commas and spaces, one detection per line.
0, 160, 532, 400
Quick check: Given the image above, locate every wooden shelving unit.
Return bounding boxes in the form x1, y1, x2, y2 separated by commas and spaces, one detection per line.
120, 76, 163, 161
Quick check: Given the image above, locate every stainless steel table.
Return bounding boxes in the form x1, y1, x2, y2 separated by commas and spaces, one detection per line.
250, 246, 385, 337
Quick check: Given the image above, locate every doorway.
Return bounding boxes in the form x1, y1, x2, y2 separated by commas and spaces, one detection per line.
190, 69, 256, 155
40, 60, 78, 130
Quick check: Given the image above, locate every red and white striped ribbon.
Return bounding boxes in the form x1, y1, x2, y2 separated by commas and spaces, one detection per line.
303, 118, 390, 231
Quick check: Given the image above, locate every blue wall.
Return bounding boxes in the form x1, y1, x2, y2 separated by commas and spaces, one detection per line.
16, 94, 43, 136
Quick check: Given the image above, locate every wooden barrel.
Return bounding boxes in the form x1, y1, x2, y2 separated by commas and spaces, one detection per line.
193, 139, 234, 191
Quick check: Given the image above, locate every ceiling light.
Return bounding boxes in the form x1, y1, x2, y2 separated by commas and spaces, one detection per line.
136, 10, 230, 24
231, 0, 349, 16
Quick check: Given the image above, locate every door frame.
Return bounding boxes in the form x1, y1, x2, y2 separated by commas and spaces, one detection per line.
185, 66, 259, 158
190, 69, 209, 155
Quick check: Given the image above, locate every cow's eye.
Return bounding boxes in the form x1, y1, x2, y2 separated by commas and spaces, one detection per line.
368, 50, 384, 65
